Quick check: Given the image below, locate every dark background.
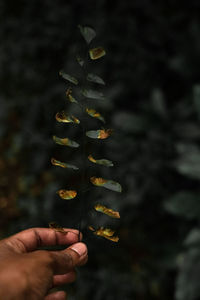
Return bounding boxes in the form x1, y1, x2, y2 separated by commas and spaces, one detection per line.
1, 1, 200, 299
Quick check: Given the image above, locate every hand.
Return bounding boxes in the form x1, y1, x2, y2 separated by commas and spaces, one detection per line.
0, 227, 88, 300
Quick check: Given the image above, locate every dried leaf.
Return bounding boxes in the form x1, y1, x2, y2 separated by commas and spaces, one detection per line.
86, 129, 112, 139
90, 176, 122, 192
89, 226, 119, 242
98, 129, 113, 139
87, 73, 105, 85
49, 222, 66, 233
53, 136, 79, 148
51, 158, 79, 170
90, 176, 107, 186
66, 88, 78, 104
78, 25, 96, 44
55, 111, 80, 124
86, 108, 105, 123
94, 204, 120, 218
59, 70, 78, 85
76, 55, 84, 67
82, 89, 105, 100
88, 154, 113, 167
57, 189, 77, 200
89, 47, 106, 60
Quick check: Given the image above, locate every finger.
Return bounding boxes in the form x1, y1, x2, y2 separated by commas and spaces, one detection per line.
4, 228, 82, 253
53, 270, 76, 286
45, 291, 67, 300
49, 242, 88, 274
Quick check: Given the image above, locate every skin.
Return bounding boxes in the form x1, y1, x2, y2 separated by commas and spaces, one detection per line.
0, 227, 88, 300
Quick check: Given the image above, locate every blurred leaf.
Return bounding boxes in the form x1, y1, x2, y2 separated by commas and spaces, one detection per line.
151, 88, 167, 117
78, 25, 96, 44
55, 111, 80, 124
59, 70, 78, 85
86, 108, 105, 123
174, 143, 200, 180
184, 228, 200, 246
82, 89, 105, 100
89, 47, 106, 60
164, 192, 200, 220
76, 55, 84, 67
66, 88, 78, 104
89, 226, 119, 242
57, 189, 77, 200
94, 204, 120, 218
86, 129, 112, 139
112, 112, 149, 133
51, 158, 79, 170
53, 135, 79, 148
88, 154, 113, 167
49, 222, 66, 233
90, 176, 122, 192
175, 248, 200, 300
87, 73, 105, 85
193, 85, 200, 120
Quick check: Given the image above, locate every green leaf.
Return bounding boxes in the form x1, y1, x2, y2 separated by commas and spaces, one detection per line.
88, 154, 113, 167
78, 25, 96, 44
51, 158, 79, 170
53, 136, 79, 148
86, 129, 112, 139
90, 176, 122, 192
59, 70, 78, 85
87, 73, 105, 85
82, 89, 105, 100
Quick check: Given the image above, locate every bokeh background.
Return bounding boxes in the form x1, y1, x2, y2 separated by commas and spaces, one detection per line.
1, 1, 200, 299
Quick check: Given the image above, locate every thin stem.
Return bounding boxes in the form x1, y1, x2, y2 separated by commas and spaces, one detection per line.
77, 46, 89, 242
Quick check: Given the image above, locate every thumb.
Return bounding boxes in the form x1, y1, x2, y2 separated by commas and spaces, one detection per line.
49, 242, 88, 275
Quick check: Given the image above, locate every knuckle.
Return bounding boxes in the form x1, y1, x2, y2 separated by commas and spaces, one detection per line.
34, 250, 53, 265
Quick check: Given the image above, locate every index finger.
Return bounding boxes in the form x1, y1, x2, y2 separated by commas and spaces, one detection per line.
3, 228, 82, 253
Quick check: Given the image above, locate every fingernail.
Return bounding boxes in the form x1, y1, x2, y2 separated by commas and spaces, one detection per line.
69, 242, 87, 257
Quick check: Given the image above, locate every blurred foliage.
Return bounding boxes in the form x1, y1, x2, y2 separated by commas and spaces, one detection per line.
1, 0, 200, 299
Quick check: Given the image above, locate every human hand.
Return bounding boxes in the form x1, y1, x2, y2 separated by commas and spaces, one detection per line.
0, 227, 88, 300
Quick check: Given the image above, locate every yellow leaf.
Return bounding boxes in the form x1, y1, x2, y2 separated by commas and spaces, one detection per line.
90, 176, 107, 186
94, 204, 120, 219
90, 176, 122, 192
88, 154, 113, 167
55, 111, 80, 124
51, 158, 68, 168
89, 47, 106, 60
53, 136, 79, 148
98, 129, 113, 139
66, 88, 78, 103
86, 108, 105, 123
51, 158, 79, 170
88, 154, 97, 164
49, 222, 66, 233
89, 226, 119, 242
57, 189, 77, 200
